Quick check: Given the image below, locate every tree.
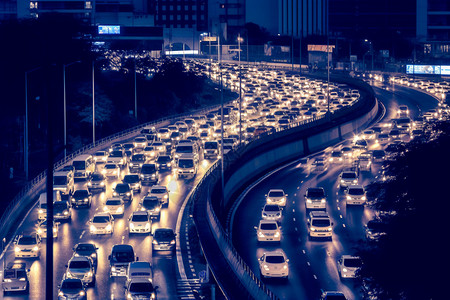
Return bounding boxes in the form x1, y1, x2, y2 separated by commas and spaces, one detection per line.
358, 120, 450, 300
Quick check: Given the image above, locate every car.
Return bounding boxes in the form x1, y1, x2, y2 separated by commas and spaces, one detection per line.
203, 141, 220, 159
148, 185, 169, 206
127, 261, 152, 281
361, 129, 376, 140
73, 243, 98, 267
337, 255, 362, 279
93, 150, 109, 164
155, 154, 173, 171
265, 189, 287, 207
304, 187, 327, 210
129, 153, 146, 173
123, 174, 142, 193
102, 163, 121, 179
255, 220, 281, 242
109, 244, 138, 277
64, 256, 95, 287
358, 152, 372, 171
312, 157, 328, 172
365, 219, 388, 241
307, 211, 333, 240
321, 291, 348, 300
134, 136, 147, 149
57, 278, 86, 300
397, 105, 409, 118
372, 150, 386, 162
329, 150, 343, 163
2, 261, 30, 295
89, 212, 114, 235
107, 149, 126, 169
36, 219, 59, 239
124, 278, 158, 300
258, 251, 289, 279
141, 163, 159, 185
54, 200, 72, 221
143, 146, 157, 160
152, 228, 176, 251
345, 185, 367, 205
341, 146, 353, 160
112, 183, 133, 202
261, 204, 282, 221
339, 170, 358, 188
87, 172, 106, 193
14, 233, 41, 258
70, 189, 92, 208
103, 198, 125, 217
129, 211, 152, 234
139, 196, 162, 219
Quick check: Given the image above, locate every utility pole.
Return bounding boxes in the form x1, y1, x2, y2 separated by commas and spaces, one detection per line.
92, 60, 95, 144
238, 33, 242, 145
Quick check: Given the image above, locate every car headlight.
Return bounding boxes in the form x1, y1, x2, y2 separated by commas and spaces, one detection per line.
126, 192, 131, 196
343, 268, 348, 272
37, 228, 42, 234
33, 246, 39, 252
130, 163, 134, 167
106, 224, 112, 231
111, 266, 116, 272
167, 163, 171, 167
262, 213, 267, 217
283, 264, 288, 270
258, 231, 265, 238
145, 223, 151, 229
328, 227, 332, 231
274, 231, 280, 238
164, 195, 168, 199
347, 196, 352, 200
340, 179, 344, 183
353, 179, 357, 183
321, 199, 326, 203
263, 264, 270, 271
15, 246, 21, 252
79, 290, 86, 296
64, 211, 69, 215
102, 169, 107, 174
152, 240, 158, 244
84, 198, 88, 202
103, 206, 108, 211
38, 209, 44, 214
87, 182, 92, 186
155, 207, 160, 212
58, 291, 64, 296
170, 239, 176, 244
310, 227, 316, 231
130, 223, 135, 229
117, 207, 123, 213
362, 196, 366, 200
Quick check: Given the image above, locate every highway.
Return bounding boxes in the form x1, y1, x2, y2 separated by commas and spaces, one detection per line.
231, 81, 439, 300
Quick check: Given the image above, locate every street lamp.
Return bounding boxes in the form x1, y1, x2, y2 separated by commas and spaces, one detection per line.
63, 61, 81, 158
237, 34, 244, 144
92, 60, 95, 145
364, 39, 374, 71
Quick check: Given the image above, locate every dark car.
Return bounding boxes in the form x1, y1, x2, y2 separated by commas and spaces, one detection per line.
87, 172, 106, 193
152, 228, 176, 251
58, 278, 86, 300
129, 154, 146, 173
155, 155, 173, 171
140, 196, 162, 219
70, 189, 92, 208
141, 163, 159, 185
73, 243, 98, 266
123, 174, 142, 193
113, 183, 133, 202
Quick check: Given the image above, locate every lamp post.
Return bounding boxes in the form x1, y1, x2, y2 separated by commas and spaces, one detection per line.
92, 60, 96, 145
63, 61, 80, 158
364, 39, 374, 71
24, 67, 41, 180
237, 34, 244, 145
134, 56, 137, 120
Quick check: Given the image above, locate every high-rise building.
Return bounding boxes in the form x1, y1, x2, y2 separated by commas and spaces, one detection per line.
154, 0, 207, 31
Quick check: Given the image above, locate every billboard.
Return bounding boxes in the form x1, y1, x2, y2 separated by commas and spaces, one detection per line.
98, 25, 121, 35
406, 64, 443, 75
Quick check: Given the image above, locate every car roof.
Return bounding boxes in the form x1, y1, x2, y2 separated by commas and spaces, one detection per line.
151, 185, 166, 190
263, 250, 286, 257
93, 212, 111, 217
347, 185, 364, 189
268, 189, 284, 193
258, 220, 278, 225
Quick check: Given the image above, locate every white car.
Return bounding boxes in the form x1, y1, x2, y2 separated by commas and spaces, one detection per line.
304, 187, 327, 210
89, 212, 114, 235
255, 220, 281, 242
103, 198, 125, 217
14, 234, 41, 258
36, 219, 59, 239
129, 211, 152, 234
345, 185, 367, 205
337, 255, 362, 278
93, 150, 109, 164
258, 251, 289, 279
265, 189, 287, 207
64, 256, 96, 287
261, 204, 282, 221
339, 170, 358, 188
397, 105, 409, 118
148, 185, 170, 206
102, 163, 121, 179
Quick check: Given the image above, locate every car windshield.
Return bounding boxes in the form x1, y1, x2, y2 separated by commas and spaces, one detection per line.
113, 251, 134, 262
331, 151, 341, 157
260, 223, 277, 230
105, 164, 117, 169
142, 165, 156, 172
179, 159, 194, 168
129, 282, 154, 293
266, 256, 285, 263
110, 151, 123, 158
307, 188, 325, 198
367, 221, 386, 231
61, 280, 82, 290
73, 190, 89, 197
91, 174, 104, 181
132, 214, 149, 222
106, 200, 122, 206
92, 216, 110, 223
69, 260, 90, 269
343, 258, 362, 268
76, 244, 95, 252
154, 229, 174, 239
325, 295, 347, 300
157, 156, 170, 163
342, 172, 356, 179
53, 176, 67, 185
115, 185, 129, 193
373, 150, 385, 157
176, 146, 193, 153
124, 175, 140, 183
312, 219, 331, 227
131, 155, 145, 162
54, 202, 68, 210
151, 188, 166, 194
143, 199, 159, 208
348, 188, 364, 195
4, 270, 17, 279
95, 152, 105, 156
264, 205, 280, 212
268, 191, 284, 197
72, 161, 86, 170
204, 142, 218, 149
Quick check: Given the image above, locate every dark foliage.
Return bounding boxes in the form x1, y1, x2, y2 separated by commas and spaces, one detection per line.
359, 121, 450, 299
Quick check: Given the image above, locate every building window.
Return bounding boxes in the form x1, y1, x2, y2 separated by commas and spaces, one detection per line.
162, 5, 166, 10
170, 15, 174, 20
177, 15, 181, 20
200, 5, 204, 10
177, 5, 181, 10
201, 14, 204, 20
424, 44, 431, 54
192, 5, 196, 11
85, 1, 92, 9
162, 15, 166, 20
30, 1, 38, 9
170, 5, 173, 10
193, 14, 197, 20
185, 15, 189, 20
185, 5, 188, 10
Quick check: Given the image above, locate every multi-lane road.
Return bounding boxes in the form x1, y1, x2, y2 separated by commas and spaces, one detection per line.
231, 81, 440, 299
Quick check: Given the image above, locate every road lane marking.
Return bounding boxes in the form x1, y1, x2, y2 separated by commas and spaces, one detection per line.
79, 230, 85, 239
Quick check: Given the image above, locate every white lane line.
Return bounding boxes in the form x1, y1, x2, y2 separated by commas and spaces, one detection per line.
302, 250, 306, 254
292, 209, 295, 212
343, 224, 346, 228
307, 261, 310, 266
337, 207, 340, 210
293, 218, 296, 221
294, 227, 298, 232
313, 275, 318, 280
340, 215, 343, 219
79, 230, 85, 239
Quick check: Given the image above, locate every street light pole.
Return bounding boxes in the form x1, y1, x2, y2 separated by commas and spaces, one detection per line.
327, 0, 330, 117
238, 33, 242, 145
92, 60, 95, 145
63, 61, 80, 159
24, 67, 40, 180
134, 56, 137, 120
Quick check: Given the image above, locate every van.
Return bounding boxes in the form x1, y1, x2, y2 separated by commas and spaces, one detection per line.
72, 154, 95, 180
174, 142, 199, 162
203, 141, 220, 159
38, 191, 61, 220
174, 155, 197, 179
53, 171, 74, 195
127, 261, 152, 281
